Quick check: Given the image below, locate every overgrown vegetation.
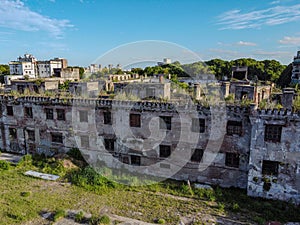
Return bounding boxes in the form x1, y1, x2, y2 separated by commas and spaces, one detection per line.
53, 209, 66, 222
0, 154, 298, 224
0, 160, 11, 170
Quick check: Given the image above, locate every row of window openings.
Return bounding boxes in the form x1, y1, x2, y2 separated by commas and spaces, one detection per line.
9, 128, 63, 144
5, 106, 283, 142
226, 122, 282, 143
103, 140, 240, 168
7, 106, 65, 121
9, 129, 241, 168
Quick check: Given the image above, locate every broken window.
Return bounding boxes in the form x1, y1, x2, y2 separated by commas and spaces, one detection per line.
262, 160, 279, 176
25, 107, 33, 118
56, 109, 65, 121
51, 133, 63, 144
27, 130, 35, 141
129, 113, 141, 127
7, 106, 13, 116
45, 108, 53, 120
79, 110, 88, 123
9, 128, 17, 140
80, 135, 89, 148
104, 138, 114, 151
103, 111, 112, 125
191, 149, 204, 163
159, 145, 171, 158
264, 125, 282, 143
191, 118, 205, 133
225, 152, 239, 168
159, 116, 172, 130
226, 121, 242, 136
130, 155, 141, 166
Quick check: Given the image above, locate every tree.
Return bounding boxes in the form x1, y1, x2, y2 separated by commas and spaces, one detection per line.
0, 65, 9, 75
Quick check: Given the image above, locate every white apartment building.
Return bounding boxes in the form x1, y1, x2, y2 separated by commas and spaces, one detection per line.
9, 54, 68, 79
9, 54, 37, 78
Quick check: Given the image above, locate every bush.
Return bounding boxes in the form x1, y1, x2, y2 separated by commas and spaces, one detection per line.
17, 155, 33, 169
67, 148, 85, 161
232, 203, 240, 212
89, 215, 99, 225
0, 160, 10, 170
98, 215, 110, 224
157, 218, 166, 224
75, 211, 85, 223
53, 209, 66, 222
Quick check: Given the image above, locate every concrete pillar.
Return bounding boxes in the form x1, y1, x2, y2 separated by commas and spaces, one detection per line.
159, 74, 164, 83
194, 83, 201, 100
281, 88, 295, 110
221, 82, 230, 98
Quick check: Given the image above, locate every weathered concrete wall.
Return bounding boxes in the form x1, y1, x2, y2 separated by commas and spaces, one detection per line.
248, 109, 300, 204
0, 95, 299, 203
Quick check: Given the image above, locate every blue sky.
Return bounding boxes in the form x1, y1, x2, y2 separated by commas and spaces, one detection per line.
0, 0, 300, 66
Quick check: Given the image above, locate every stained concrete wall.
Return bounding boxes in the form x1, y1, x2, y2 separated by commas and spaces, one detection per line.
248, 109, 300, 204
0, 95, 299, 203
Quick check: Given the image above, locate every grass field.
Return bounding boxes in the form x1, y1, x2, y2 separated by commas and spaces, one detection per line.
0, 154, 299, 225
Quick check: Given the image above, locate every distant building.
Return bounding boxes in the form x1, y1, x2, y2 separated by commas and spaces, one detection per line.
37, 58, 68, 78
9, 54, 37, 78
10, 79, 59, 94
9, 54, 68, 79
291, 51, 300, 84
157, 58, 172, 66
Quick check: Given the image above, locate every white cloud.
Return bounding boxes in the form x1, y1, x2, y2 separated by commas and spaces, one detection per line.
0, 0, 73, 38
236, 41, 257, 46
270, 0, 280, 5
217, 4, 300, 30
279, 36, 300, 45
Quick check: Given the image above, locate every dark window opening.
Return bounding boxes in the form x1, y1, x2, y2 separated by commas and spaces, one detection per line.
57, 109, 65, 121
7, 106, 13, 116
33, 86, 39, 93
103, 111, 112, 125
130, 113, 141, 127
104, 138, 114, 151
25, 107, 33, 118
262, 160, 279, 176
241, 91, 248, 100
159, 145, 171, 158
9, 128, 17, 140
265, 125, 282, 143
191, 149, 204, 163
130, 155, 141, 166
51, 133, 63, 144
27, 130, 35, 141
81, 135, 89, 148
122, 156, 129, 164
79, 110, 88, 122
225, 152, 239, 168
159, 116, 172, 130
191, 118, 205, 133
45, 108, 53, 120
227, 121, 242, 136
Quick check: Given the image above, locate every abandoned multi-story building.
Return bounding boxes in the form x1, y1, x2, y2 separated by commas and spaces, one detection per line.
0, 89, 299, 204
